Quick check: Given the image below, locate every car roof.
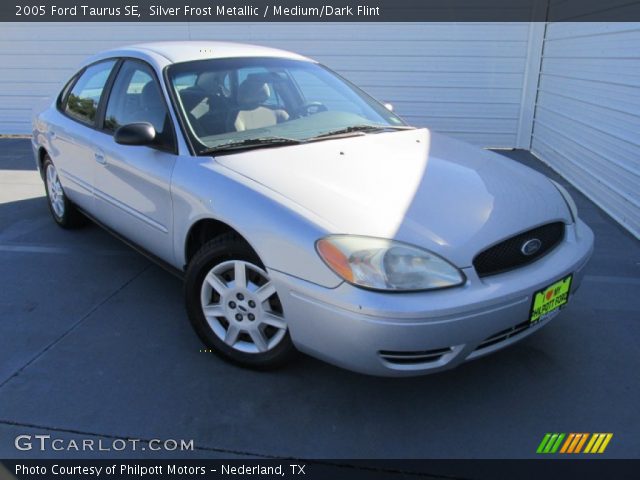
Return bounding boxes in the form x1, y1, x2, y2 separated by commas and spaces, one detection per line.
85, 41, 313, 67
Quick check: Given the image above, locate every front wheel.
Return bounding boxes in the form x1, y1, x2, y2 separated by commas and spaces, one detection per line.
185, 233, 296, 369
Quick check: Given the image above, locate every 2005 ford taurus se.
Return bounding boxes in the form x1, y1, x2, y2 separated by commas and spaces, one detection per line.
32, 42, 594, 376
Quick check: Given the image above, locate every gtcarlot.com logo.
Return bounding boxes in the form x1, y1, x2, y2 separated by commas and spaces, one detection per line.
536, 433, 613, 454
14, 435, 194, 452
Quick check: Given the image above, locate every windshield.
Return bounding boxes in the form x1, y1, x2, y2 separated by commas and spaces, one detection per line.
166, 57, 408, 154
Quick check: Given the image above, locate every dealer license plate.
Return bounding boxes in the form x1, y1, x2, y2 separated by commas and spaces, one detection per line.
529, 274, 573, 324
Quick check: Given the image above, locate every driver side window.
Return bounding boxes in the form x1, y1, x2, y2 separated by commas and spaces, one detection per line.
104, 60, 174, 151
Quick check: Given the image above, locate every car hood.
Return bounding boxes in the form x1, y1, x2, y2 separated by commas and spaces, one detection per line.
215, 128, 570, 267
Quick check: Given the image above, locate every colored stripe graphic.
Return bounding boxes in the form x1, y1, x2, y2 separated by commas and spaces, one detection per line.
568, 433, 581, 453
537, 433, 565, 453
574, 433, 589, 453
565, 433, 588, 453
584, 433, 613, 454
537, 433, 552, 453
550, 433, 565, 453
598, 433, 613, 453
544, 433, 559, 453
560, 433, 575, 453
538, 433, 613, 454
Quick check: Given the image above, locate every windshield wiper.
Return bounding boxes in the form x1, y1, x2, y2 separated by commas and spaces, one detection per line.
309, 124, 414, 141
201, 125, 414, 154
201, 137, 302, 155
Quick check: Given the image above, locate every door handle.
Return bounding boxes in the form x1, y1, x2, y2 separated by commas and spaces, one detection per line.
94, 152, 106, 165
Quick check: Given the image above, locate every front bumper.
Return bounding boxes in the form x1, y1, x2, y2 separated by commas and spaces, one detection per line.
270, 219, 594, 376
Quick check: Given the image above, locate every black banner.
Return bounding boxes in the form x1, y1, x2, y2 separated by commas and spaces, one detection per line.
4, 0, 640, 22
2, 459, 640, 480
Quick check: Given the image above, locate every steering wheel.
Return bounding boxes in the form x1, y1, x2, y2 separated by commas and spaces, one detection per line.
294, 101, 328, 117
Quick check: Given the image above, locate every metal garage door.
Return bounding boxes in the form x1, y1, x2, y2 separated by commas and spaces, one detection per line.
530, 23, 640, 239
0, 22, 532, 146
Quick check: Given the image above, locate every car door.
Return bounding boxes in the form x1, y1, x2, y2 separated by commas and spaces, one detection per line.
92, 59, 178, 264
52, 59, 117, 211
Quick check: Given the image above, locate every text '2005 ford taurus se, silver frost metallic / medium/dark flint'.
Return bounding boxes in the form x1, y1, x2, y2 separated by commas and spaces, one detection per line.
32, 42, 594, 376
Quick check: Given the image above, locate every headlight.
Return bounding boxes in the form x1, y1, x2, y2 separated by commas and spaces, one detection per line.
316, 235, 465, 292
551, 180, 578, 221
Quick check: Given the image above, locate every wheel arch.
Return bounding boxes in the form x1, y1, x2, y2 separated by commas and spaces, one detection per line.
184, 217, 257, 269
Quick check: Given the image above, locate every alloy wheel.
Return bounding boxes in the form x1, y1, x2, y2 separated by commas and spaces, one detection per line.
46, 163, 65, 218
199, 260, 287, 354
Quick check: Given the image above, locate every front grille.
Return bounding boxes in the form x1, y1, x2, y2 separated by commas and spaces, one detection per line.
379, 347, 452, 365
473, 321, 531, 352
473, 222, 565, 277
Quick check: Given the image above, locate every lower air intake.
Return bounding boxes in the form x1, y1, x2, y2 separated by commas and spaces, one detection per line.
379, 347, 452, 365
474, 320, 532, 352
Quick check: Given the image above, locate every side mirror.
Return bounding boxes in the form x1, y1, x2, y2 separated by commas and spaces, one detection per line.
384, 103, 394, 112
114, 122, 156, 146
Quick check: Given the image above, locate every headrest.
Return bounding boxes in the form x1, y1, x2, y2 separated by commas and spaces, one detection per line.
196, 72, 218, 93
237, 77, 270, 108
141, 81, 162, 108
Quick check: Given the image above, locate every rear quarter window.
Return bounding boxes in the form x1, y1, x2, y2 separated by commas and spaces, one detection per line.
56, 73, 79, 110
63, 60, 116, 126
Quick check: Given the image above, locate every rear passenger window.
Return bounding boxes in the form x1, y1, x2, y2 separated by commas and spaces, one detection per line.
64, 60, 116, 126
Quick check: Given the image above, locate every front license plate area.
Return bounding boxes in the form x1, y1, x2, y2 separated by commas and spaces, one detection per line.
529, 274, 573, 324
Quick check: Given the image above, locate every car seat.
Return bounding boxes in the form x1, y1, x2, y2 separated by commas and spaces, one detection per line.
231, 76, 289, 131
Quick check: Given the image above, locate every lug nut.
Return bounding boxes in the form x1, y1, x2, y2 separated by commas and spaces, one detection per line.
237, 293, 244, 300
235, 313, 243, 321
248, 313, 255, 321
228, 301, 236, 309
248, 300, 256, 308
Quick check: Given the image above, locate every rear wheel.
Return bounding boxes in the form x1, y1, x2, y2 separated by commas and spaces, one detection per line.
185, 233, 296, 369
43, 156, 85, 228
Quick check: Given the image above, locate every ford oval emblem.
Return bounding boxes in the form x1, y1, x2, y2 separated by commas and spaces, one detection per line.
521, 238, 542, 256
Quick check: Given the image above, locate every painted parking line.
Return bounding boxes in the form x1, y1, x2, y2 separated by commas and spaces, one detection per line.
0, 244, 136, 257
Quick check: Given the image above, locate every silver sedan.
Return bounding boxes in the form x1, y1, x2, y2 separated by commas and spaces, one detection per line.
32, 42, 594, 376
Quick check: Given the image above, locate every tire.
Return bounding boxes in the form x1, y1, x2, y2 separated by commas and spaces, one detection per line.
185, 232, 296, 370
43, 155, 86, 229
